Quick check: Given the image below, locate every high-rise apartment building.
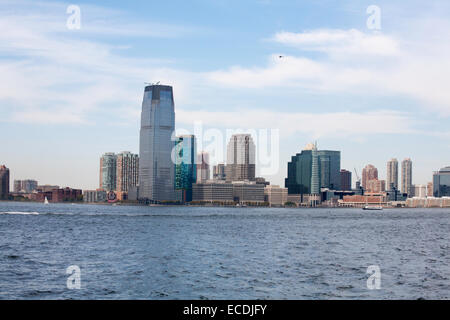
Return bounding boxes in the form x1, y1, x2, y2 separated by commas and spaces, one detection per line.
225, 134, 256, 182
0, 165, 10, 200
175, 135, 197, 202
197, 151, 210, 183
99, 152, 117, 191
138, 84, 176, 201
401, 158, 413, 196
387, 158, 399, 190
340, 169, 352, 191
362, 164, 378, 191
116, 151, 139, 193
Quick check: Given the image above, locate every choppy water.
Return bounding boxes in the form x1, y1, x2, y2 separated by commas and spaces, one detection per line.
0, 202, 448, 299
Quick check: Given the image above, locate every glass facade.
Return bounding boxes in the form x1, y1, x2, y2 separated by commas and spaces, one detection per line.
139, 85, 176, 201
285, 148, 341, 197
100, 153, 117, 191
175, 135, 197, 202
433, 167, 450, 197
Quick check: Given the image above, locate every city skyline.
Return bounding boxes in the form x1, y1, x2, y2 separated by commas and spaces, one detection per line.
1, 0, 450, 190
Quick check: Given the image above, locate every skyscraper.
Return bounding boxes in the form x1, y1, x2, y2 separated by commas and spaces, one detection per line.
225, 134, 256, 182
175, 135, 197, 202
340, 169, 352, 191
362, 164, 378, 190
0, 165, 10, 200
433, 166, 450, 197
285, 143, 341, 202
387, 158, 399, 190
99, 152, 117, 191
401, 158, 413, 196
197, 151, 210, 183
116, 151, 139, 193
139, 84, 176, 201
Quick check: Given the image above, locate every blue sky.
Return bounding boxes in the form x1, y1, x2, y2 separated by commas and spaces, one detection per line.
1, 0, 449, 189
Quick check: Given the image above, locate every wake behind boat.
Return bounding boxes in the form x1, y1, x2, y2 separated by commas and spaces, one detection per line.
363, 205, 383, 210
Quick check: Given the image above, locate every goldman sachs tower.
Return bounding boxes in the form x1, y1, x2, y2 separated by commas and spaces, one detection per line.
138, 84, 176, 202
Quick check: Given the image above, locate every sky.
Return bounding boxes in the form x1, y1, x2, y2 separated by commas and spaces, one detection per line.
1, 0, 449, 190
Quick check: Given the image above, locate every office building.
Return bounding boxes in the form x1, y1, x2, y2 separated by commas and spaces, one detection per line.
401, 158, 413, 196
0, 165, 10, 200
427, 182, 433, 197
100, 152, 117, 191
83, 190, 107, 203
213, 164, 226, 181
366, 179, 386, 193
433, 166, 450, 197
412, 184, 427, 198
264, 185, 288, 206
387, 158, 399, 190
197, 151, 210, 183
192, 181, 234, 203
175, 135, 197, 202
225, 134, 256, 182
285, 143, 341, 203
232, 181, 265, 203
138, 84, 176, 201
340, 169, 352, 191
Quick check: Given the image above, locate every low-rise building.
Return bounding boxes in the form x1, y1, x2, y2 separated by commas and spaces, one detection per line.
192, 181, 233, 203
264, 185, 288, 207
232, 181, 265, 204
83, 190, 107, 203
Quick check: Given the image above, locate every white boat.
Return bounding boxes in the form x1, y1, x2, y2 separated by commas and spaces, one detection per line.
44, 196, 49, 205
363, 205, 383, 210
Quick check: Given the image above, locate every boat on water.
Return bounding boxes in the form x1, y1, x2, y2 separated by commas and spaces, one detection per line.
44, 197, 49, 205
362, 205, 383, 210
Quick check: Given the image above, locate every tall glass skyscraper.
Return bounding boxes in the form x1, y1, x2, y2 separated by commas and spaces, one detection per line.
99, 152, 117, 191
175, 135, 197, 202
433, 166, 450, 197
139, 85, 176, 201
285, 143, 341, 201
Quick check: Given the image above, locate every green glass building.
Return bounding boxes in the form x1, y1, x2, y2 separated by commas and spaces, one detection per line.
175, 135, 197, 202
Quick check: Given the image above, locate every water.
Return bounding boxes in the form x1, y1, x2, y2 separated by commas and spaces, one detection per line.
0, 202, 448, 300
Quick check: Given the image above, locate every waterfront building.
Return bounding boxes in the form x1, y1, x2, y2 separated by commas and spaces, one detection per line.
13, 179, 38, 193
362, 164, 378, 191
37, 185, 59, 192
192, 181, 233, 203
401, 158, 413, 196
232, 181, 265, 204
138, 84, 176, 201
175, 135, 197, 202
427, 182, 433, 197
412, 184, 427, 198
0, 165, 10, 200
255, 177, 270, 187
407, 196, 450, 208
32, 187, 82, 203
433, 166, 450, 197
285, 143, 341, 204
83, 190, 107, 203
100, 152, 117, 191
213, 164, 226, 181
387, 158, 399, 190
196, 151, 210, 183
264, 185, 288, 207
340, 169, 352, 191
225, 134, 256, 182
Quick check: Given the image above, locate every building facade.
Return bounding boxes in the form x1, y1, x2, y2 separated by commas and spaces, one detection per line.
192, 182, 234, 202
0, 165, 10, 200
387, 158, 399, 190
401, 158, 413, 196
213, 164, 226, 180
83, 190, 107, 203
175, 135, 197, 202
138, 85, 176, 201
100, 152, 117, 191
225, 134, 256, 182
232, 181, 265, 203
264, 185, 288, 206
362, 164, 378, 191
366, 179, 386, 193
285, 143, 341, 203
197, 151, 210, 183
340, 169, 352, 191
116, 151, 139, 193
433, 166, 450, 197
13, 179, 38, 193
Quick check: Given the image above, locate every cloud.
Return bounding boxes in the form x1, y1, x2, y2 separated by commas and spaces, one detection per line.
273, 29, 400, 56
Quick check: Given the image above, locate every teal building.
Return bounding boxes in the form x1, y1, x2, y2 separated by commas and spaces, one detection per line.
175, 135, 197, 202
